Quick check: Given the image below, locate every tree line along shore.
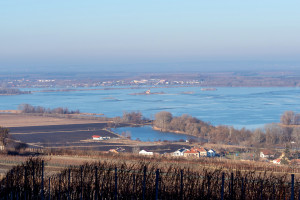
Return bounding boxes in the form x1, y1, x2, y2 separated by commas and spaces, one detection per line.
111, 110, 300, 149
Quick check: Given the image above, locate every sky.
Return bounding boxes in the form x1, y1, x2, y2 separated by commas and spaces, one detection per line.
0, 1, 300, 72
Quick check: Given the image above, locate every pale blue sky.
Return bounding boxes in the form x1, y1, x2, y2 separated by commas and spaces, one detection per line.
0, 1, 300, 72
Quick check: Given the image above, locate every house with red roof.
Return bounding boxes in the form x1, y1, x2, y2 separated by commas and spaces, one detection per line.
184, 148, 200, 158
92, 135, 101, 140
183, 147, 208, 158
196, 147, 208, 157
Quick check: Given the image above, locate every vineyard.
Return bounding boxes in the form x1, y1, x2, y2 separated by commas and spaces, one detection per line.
0, 158, 299, 200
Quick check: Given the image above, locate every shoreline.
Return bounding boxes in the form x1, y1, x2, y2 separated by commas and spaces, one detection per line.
152, 126, 187, 135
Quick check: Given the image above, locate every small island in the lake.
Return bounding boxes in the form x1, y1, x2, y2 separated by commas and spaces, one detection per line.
129, 89, 165, 95
181, 91, 195, 94
201, 88, 217, 91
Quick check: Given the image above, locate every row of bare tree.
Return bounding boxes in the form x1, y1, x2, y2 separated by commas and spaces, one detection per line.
18, 104, 80, 115
154, 111, 300, 148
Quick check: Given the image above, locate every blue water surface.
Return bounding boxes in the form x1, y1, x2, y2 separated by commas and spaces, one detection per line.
112, 126, 197, 142
1, 87, 300, 129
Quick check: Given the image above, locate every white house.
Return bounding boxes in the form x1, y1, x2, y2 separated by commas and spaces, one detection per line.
139, 150, 154, 156
207, 149, 216, 157
172, 148, 187, 157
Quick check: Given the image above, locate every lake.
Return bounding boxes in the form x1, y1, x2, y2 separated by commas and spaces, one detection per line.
1, 86, 300, 130
112, 125, 198, 142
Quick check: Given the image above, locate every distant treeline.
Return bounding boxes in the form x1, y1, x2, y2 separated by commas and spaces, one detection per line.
152, 111, 300, 148
18, 104, 80, 114
0, 88, 31, 95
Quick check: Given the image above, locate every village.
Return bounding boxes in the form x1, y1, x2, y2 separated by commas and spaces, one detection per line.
135, 147, 300, 166
90, 135, 300, 166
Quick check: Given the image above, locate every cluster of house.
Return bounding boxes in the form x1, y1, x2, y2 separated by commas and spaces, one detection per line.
138, 147, 217, 157
92, 135, 111, 141
171, 147, 216, 157
260, 150, 300, 165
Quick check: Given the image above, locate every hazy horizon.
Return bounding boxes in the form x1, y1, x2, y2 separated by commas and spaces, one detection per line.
1, 1, 299, 72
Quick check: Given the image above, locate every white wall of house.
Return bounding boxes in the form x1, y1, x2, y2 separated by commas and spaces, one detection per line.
139, 150, 154, 156
172, 149, 187, 157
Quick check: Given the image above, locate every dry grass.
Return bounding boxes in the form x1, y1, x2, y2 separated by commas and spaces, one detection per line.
0, 113, 107, 127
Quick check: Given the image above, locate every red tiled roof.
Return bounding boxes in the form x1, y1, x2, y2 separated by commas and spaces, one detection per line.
185, 149, 199, 154
92, 135, 101, 138
192, 147, 207, 152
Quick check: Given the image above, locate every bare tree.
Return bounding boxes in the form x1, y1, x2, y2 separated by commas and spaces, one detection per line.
154, 111, 173, 130
292, 127, 300, 149
281, 111, 295, 125
251, 128, 266, 146
265, 123, 281, 145
122, 111, 143, 124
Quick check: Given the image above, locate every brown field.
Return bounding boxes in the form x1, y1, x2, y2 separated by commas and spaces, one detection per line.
0, 113, 105, 127
1, 113, 194, 155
